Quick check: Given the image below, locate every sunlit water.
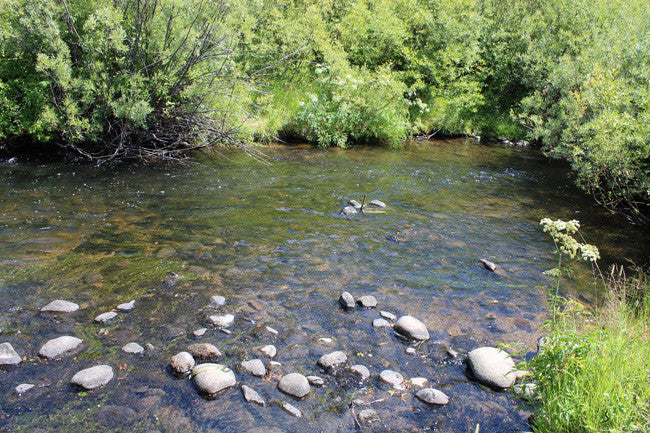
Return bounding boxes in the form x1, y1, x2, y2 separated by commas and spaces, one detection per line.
0, 139, 647, 432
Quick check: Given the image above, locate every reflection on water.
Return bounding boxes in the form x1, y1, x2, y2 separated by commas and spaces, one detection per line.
0, 139, 647, 432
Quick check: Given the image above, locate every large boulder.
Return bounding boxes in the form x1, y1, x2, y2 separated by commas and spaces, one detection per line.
393, 316, 430, 341
191, 363, 236, 395
467, 347, 517, 388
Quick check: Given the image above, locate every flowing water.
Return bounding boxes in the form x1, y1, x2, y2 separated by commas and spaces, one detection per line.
0, 139, 647, 432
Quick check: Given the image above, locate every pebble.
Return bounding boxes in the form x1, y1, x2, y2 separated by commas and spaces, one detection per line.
338, 292, 355, 309
0, 342, 22, 365
379, 311, 397, 321
71, 365, 114, 390
241, 359, 266, 377
170, 352, 195, 375
348, 199, 362, 209
379, 370, 404, 389
280, 401, 302, 417
307, 375, 325, 386
265, 326, 279, 335
241, 385, 265, 406
416, 388, 449, 405
410, 377, 428, 388
210, 295, 226, 306
94, 311, 118, 324
193, 328, 208, 337
479, 259, 498, 272
15, 383, 35, 394
373, 318, 390, 328
393, 315, 430, 341
367, 200, 386, 209
122, 342, 144, 354
467, 347, 517, 388
357, 409, 379, 424
350, 365, 370, 381
278, 373, 311, 398
191, 363, 236, 395
39, 336, 83, 359
209, 314, 234, 328
340, 206, 358, 216
41, 300, 79, 313
259, 345, 277, 358
187, 343, 222, 362
318, 351, 347, 371
318, 337, 334, 344
116, 300, 135, 311
405, 347, 416, 355
357, 295, 377, 308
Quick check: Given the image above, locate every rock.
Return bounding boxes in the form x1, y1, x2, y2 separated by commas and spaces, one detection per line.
15, 383, 35, 394
0, 342, 22, 365
307, 375, 325, 386
170, 352, 195, 375
379, 311, 397, 321
410, 377, 428, 388
348, 199, 362, 209
241, 359, 266, 377
278, 373, 310, 398
447, 349, 459, 358
340, 206, 358, 216
41, 300, 79, 313
71, 365, 114, 390
39, 336, 83, 359
479, 259, 498, 272
259, 345, 277, 358
209, 314, 234, 328
416, 388, 449, 405
338, 292, 355, 309
193, 328, 208, 337
94, 311, 118, 324
188, 343, 222, 362
122, 342, 144, 354
116, 300, 135, 311
145, 343, 155, 351
405, 347, 416, 355
350, 365, 370, 381
241, 385, 265, 406
210, 295, 226, 306
265, 326, 279, 335
393, 315, 430, 341
318, 351, 347, 371
373, 318, 390, 328
267, 361, 283, 375
191, 363, 236, 395
280, 401, 302, 417
357, 409, 379, 424
156, 247, 177, 258
467, 347, 517, 388
379, 370, 404, 389
367, 200, 386, 209
357, 295, 377, 308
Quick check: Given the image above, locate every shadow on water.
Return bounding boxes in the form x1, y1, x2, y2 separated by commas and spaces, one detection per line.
0, 139, 647, 432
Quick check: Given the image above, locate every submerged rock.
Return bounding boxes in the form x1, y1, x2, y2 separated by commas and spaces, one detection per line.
280, 401, 302, 417
94, 311, 118, 324
379, 370, 404, 389
340, 206, 358, 216
467, 347, 517, 388
41, 300, 79, 313
241, 385, 265, 406
409, 377, 428, 388
15, 383, 35, 394
122, 342, 144, 354
193, 328, 208, 338
350, 364, 370, 381
318, 351, 347, 371
367, 200, 386, 209
188, 343, 222, 362
71, 365, 114, 390
241, 359, 266, 377
379, 311, 397, 321
307, 375, 325, 386
0, 342, 22, 365
259, 345, 277, 358
39, 336, 83, 359
116, 300, 135, 311
210, 295, 226, 306
357, 295, 377, 308
357, 409, 380, 424
393, 316, 430, 341
170, 352, 195, 375
278, 373, 310, 398
209, 314, 234, 328
348, 199, 362, 209
416, 388, 449, 405
373, 318, 390, 328
479, 259, 498, 273
191, 363, 236, 395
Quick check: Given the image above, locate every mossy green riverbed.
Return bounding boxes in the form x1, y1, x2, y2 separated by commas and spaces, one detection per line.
0, 139, 646, 432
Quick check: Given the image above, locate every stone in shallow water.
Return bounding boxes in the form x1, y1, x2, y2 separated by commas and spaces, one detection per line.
39, 336, 83, 359
467, 347, 517, 389
340, 206, 358, 216
71, 365, 114, 390
170, 351, 195, 375
15, 383, 35, 394
416, 388, 449, 405
122, 342, 144, 354
280, 401, 302, 417
348, 199, 362, 209
410, 377, 428, 388
0, 342, 22, 365
191, 363, 236, 395
380, 311, 397, 321
357, 409, 380, 424
357, 295, 377, 308
367, 199, 386, 209
265, 326, 279, 335
379, 370, 404, 389
209, 314, 234, 328
94, 311, 118, 324
41, 300, 79, 313
350, 364, 370, 381
307, 375, 324, 386
405, 347, 416, 355
210, 295, 226, 306
278, 373, 310, 398
393, 315, 430, 341
241, 385, 265, 406
259, 345, 277, 358
188, 343, 222, 362
193, 328, 208, 337
338, 292, 355, 309
241, 359, 266, 377
373, 318, 390, 328
116, 300, 135, 311
479, 259, 498, 272
318, 351, 347, 371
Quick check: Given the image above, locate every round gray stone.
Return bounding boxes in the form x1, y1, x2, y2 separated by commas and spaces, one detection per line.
393, 315, 430, 341
350, 364, 370, 381
338, 292, 355, 309
209, 314, 234, 328
188, 343, 222, 362
357, 295, 377, 308
170, 351, 195, 375
278, 373, 310, 398
41, 300, 79, 313
467, 347, 517, 388
373, 318, 390, 328
71, 365, 114, 390
191, 363, 236, 395
94, 311, 118, 324
340, 206, 358, 216
318, 351, 347, 371
0, 342, 22, 365
39, 336, 83, 359
241, 359, 266, 377
416, 388, 449, 405
122, 342, 144, 354
379, 370, 404, 388
259, 345, 277, 358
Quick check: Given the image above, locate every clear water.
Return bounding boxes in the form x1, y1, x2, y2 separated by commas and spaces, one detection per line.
0, 139, 647, 432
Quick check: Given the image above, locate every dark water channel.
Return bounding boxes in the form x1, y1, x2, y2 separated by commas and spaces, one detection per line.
0, 139, 647, 432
